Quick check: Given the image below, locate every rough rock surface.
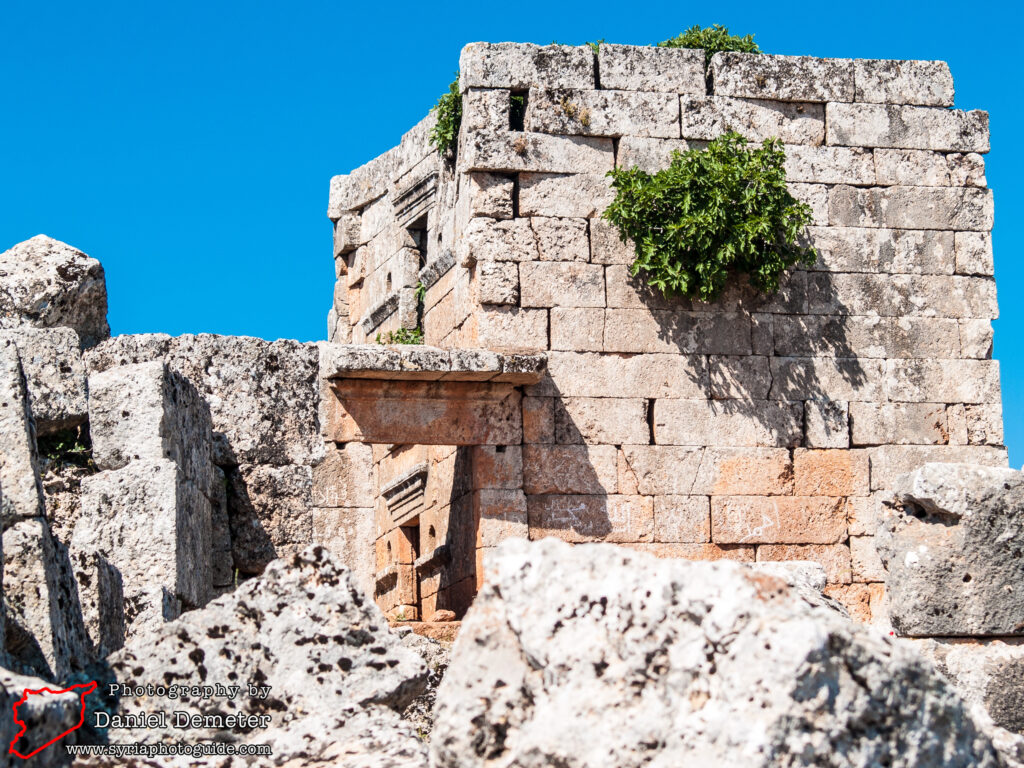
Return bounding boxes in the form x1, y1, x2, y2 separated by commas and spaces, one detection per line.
877, 463, 1024, 636
0, 235, 109, 348
432, 538, 999, 768
73, 458, 212, 641
0, 346, 91, 680
394, 626, 451, 740
84, 334, 321, 467
0, 327, 87, 435
87, 360, 214, 497
912, 638, 1024, 766
98, 546, 428, 766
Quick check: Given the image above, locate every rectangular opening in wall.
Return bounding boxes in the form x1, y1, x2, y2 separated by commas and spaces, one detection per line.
510, 90, 527, 131
407, 214, 428, 272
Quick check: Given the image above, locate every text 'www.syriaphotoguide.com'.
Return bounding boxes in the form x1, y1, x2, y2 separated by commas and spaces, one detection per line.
65, 742, 272, 758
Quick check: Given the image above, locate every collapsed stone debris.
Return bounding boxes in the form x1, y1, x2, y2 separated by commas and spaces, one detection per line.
0, 40, 1019, 767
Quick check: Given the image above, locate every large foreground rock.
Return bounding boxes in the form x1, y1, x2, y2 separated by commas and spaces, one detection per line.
432, 538, 999, 768
98, 546, 428, 766
877, 463, 1024, 636
0, 235, 109, 348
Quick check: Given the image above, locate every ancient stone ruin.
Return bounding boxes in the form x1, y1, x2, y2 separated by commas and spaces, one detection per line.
0, 41, 1021, 767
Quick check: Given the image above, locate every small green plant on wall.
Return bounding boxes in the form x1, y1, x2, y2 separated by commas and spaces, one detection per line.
658, 24, 759, 70
603, 132, 816, 302
376, 327, 425, 345
430, 75, 462, 157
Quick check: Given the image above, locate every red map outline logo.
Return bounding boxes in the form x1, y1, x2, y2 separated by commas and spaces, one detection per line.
8, 680, 97, 759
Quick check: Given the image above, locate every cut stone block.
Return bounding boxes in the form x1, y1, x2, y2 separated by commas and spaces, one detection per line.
711, 52, 855, 102
0, 328, 87, 436
877, 463, 1024, 636
459, 43, 595, 90
74, 459, 213, 639
226, 463, 313, 574
526, 89, 680, 138
854, 59, 954, 106
88, 360, 214, 497
598, 44, 704, 93
0, 346, 45, 526
680, 95, 824, 145
826, 103, 989, 152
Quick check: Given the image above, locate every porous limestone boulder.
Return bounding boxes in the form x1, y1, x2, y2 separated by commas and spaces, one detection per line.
0, 235, 109, 348
876, 463, 1024, 636
98, 546, 428, 766
0, 328, 87, 435
432, 538, 1000, 768
85, 334, 321, 466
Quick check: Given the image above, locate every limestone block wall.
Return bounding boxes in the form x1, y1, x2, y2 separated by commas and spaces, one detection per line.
327, 43, 1007, 623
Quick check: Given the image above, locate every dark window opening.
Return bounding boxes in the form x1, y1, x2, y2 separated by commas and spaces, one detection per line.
510, 90, 527, 131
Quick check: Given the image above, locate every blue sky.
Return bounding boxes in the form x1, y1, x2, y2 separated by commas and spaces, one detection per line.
2, 0, 1021, 462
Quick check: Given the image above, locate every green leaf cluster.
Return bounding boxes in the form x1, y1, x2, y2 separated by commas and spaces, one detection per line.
376, 327, 425, 345
658, 24, 759, 69
38, 425, 95, 471
429, 75, 462, 157
603, 132, 816, 302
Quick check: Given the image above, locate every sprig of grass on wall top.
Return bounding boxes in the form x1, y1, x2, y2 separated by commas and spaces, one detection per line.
603, 132, 816, 303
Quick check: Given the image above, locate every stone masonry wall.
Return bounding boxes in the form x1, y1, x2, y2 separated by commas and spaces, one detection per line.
327, 43, 1007, 623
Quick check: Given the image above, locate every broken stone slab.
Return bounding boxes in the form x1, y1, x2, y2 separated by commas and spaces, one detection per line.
73, 458, 212, 641
0, 346, 46, 526
85, 334, 322, 467
877, 463, 1024, 637
459, 43, 595, 91
87, 360, 214, 498
597, 44, 704, 93
3, 517, 92, 681
318, 342, 546, 384
854, 59, 954, 106
710, 52, 855, 102
432, 538, 1000, 767
0, 328, 87, 436
98, 546, 428, 766
0, 235, 110, 349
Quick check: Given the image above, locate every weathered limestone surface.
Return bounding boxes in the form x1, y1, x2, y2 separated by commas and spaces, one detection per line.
88, 361, 214, 496
86, 334, 322, 466
0, 328, 87, 435
227, 463, 313, 574
877, 463, 1024, 636
854, 59, 954, 106
0, 235, 109, 348
432, 538, 999, 767
459, 43, 595, 91
73, 459, 212, 639
0, 346, 90, 680
711, 52, 855, 102
102, 546, 429, 766
826, 103, 989, 152
598, 44, 704, 93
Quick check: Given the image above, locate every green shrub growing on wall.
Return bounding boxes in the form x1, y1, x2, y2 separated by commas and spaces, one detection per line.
658, 24, 759, 70
430, 75, 462, 157
603, 132, 816, 302
376, 327, 425, 345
